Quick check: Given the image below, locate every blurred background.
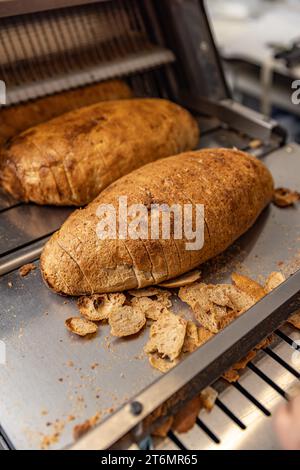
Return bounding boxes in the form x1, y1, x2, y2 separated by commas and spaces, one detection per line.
206, 0, 300, 142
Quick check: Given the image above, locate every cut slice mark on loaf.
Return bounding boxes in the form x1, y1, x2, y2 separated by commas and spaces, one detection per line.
167, 172, 213, 258
136, 236, 156, 285
42, 238, 76, 295
56, 238, 94, 294
138, 182, 183, 277
43, 142, 78, 203
23, 137, 63, 204
121, 240, 141, 289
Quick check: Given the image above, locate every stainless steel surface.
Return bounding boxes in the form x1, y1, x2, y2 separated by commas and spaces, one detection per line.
0, 237, 50, 276
0, 190, 18, 211
0, 205, 72, 257
0, 144, 299, 450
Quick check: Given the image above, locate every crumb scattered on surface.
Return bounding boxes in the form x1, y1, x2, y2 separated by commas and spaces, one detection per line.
73, 412, 101, 440
273, 187, 300, 207
19, 263, 36, 277
65, 317, 98, 336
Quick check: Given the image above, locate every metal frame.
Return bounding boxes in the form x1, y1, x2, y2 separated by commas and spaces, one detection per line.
152, 0, 229, 101
0, 0, 110, 18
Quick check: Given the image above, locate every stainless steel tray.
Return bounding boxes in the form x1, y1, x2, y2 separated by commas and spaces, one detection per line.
0, 143, 300, 450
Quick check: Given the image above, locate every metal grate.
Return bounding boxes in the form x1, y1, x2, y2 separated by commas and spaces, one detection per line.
0, 0, 176, 104
155, 324, 300, 450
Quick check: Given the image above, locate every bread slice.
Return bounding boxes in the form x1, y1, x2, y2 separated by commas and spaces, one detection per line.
65, 317, 98, 336
231, 272, 266, 302
77, 293, 125, 321
264, 271, 285, 293
179, 282, 254, 333
109, 305, 146, 337
144, 312, 187, 361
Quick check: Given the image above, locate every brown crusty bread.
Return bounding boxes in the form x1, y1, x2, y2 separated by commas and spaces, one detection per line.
0, 79, 132, 147
0, 98, 199, 206
40, 148, 274, 295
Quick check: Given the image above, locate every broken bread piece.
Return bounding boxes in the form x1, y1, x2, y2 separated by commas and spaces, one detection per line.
200, 386, 218, 412
158, 270, 201, 288
179, 282, 253, 333
182, 321, 213, 353
65, 317, 98, 336
172, 387, 218, 434
223, 335, 274, 382
288, 311, 300, 329
128, 287, 164, 297
264, 271, 285, 293
131, 296, 170, 321
109, 305, 146, 337
231, 272, 266, 302
273, 187, 300, 207
19, 263, 36, 277
148, 354, 180, 373
172, 395, 203, 434
145, 312, 187, 361
77, 293, 125, 321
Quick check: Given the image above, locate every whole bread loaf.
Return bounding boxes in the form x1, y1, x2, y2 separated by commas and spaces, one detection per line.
41, 148, 274, 295
0, 79, 132, 146
0, 98, 199, 205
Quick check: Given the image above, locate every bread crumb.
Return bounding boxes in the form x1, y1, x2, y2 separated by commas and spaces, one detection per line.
73, 412, 101, 440
40, 420, 65, 449
288, 311, 300, 329
65, 317, 98, 336
273, 187, 300, 207
264, 271, 285, 293
8, 281, 13, 288
19, 263, 36, 277
249, 139, 262, 149
200, 386, 218, 411
231, 272, 266, 302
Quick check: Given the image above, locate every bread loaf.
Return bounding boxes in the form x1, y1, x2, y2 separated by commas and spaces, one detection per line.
0, 99, 199, 205
41, 148, 274, 295
0, 80, 132, 146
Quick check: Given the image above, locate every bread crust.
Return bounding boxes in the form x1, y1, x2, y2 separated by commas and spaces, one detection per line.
41, 148, 274, 295
0, 80, 132, 147
0, 98, 199, 206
